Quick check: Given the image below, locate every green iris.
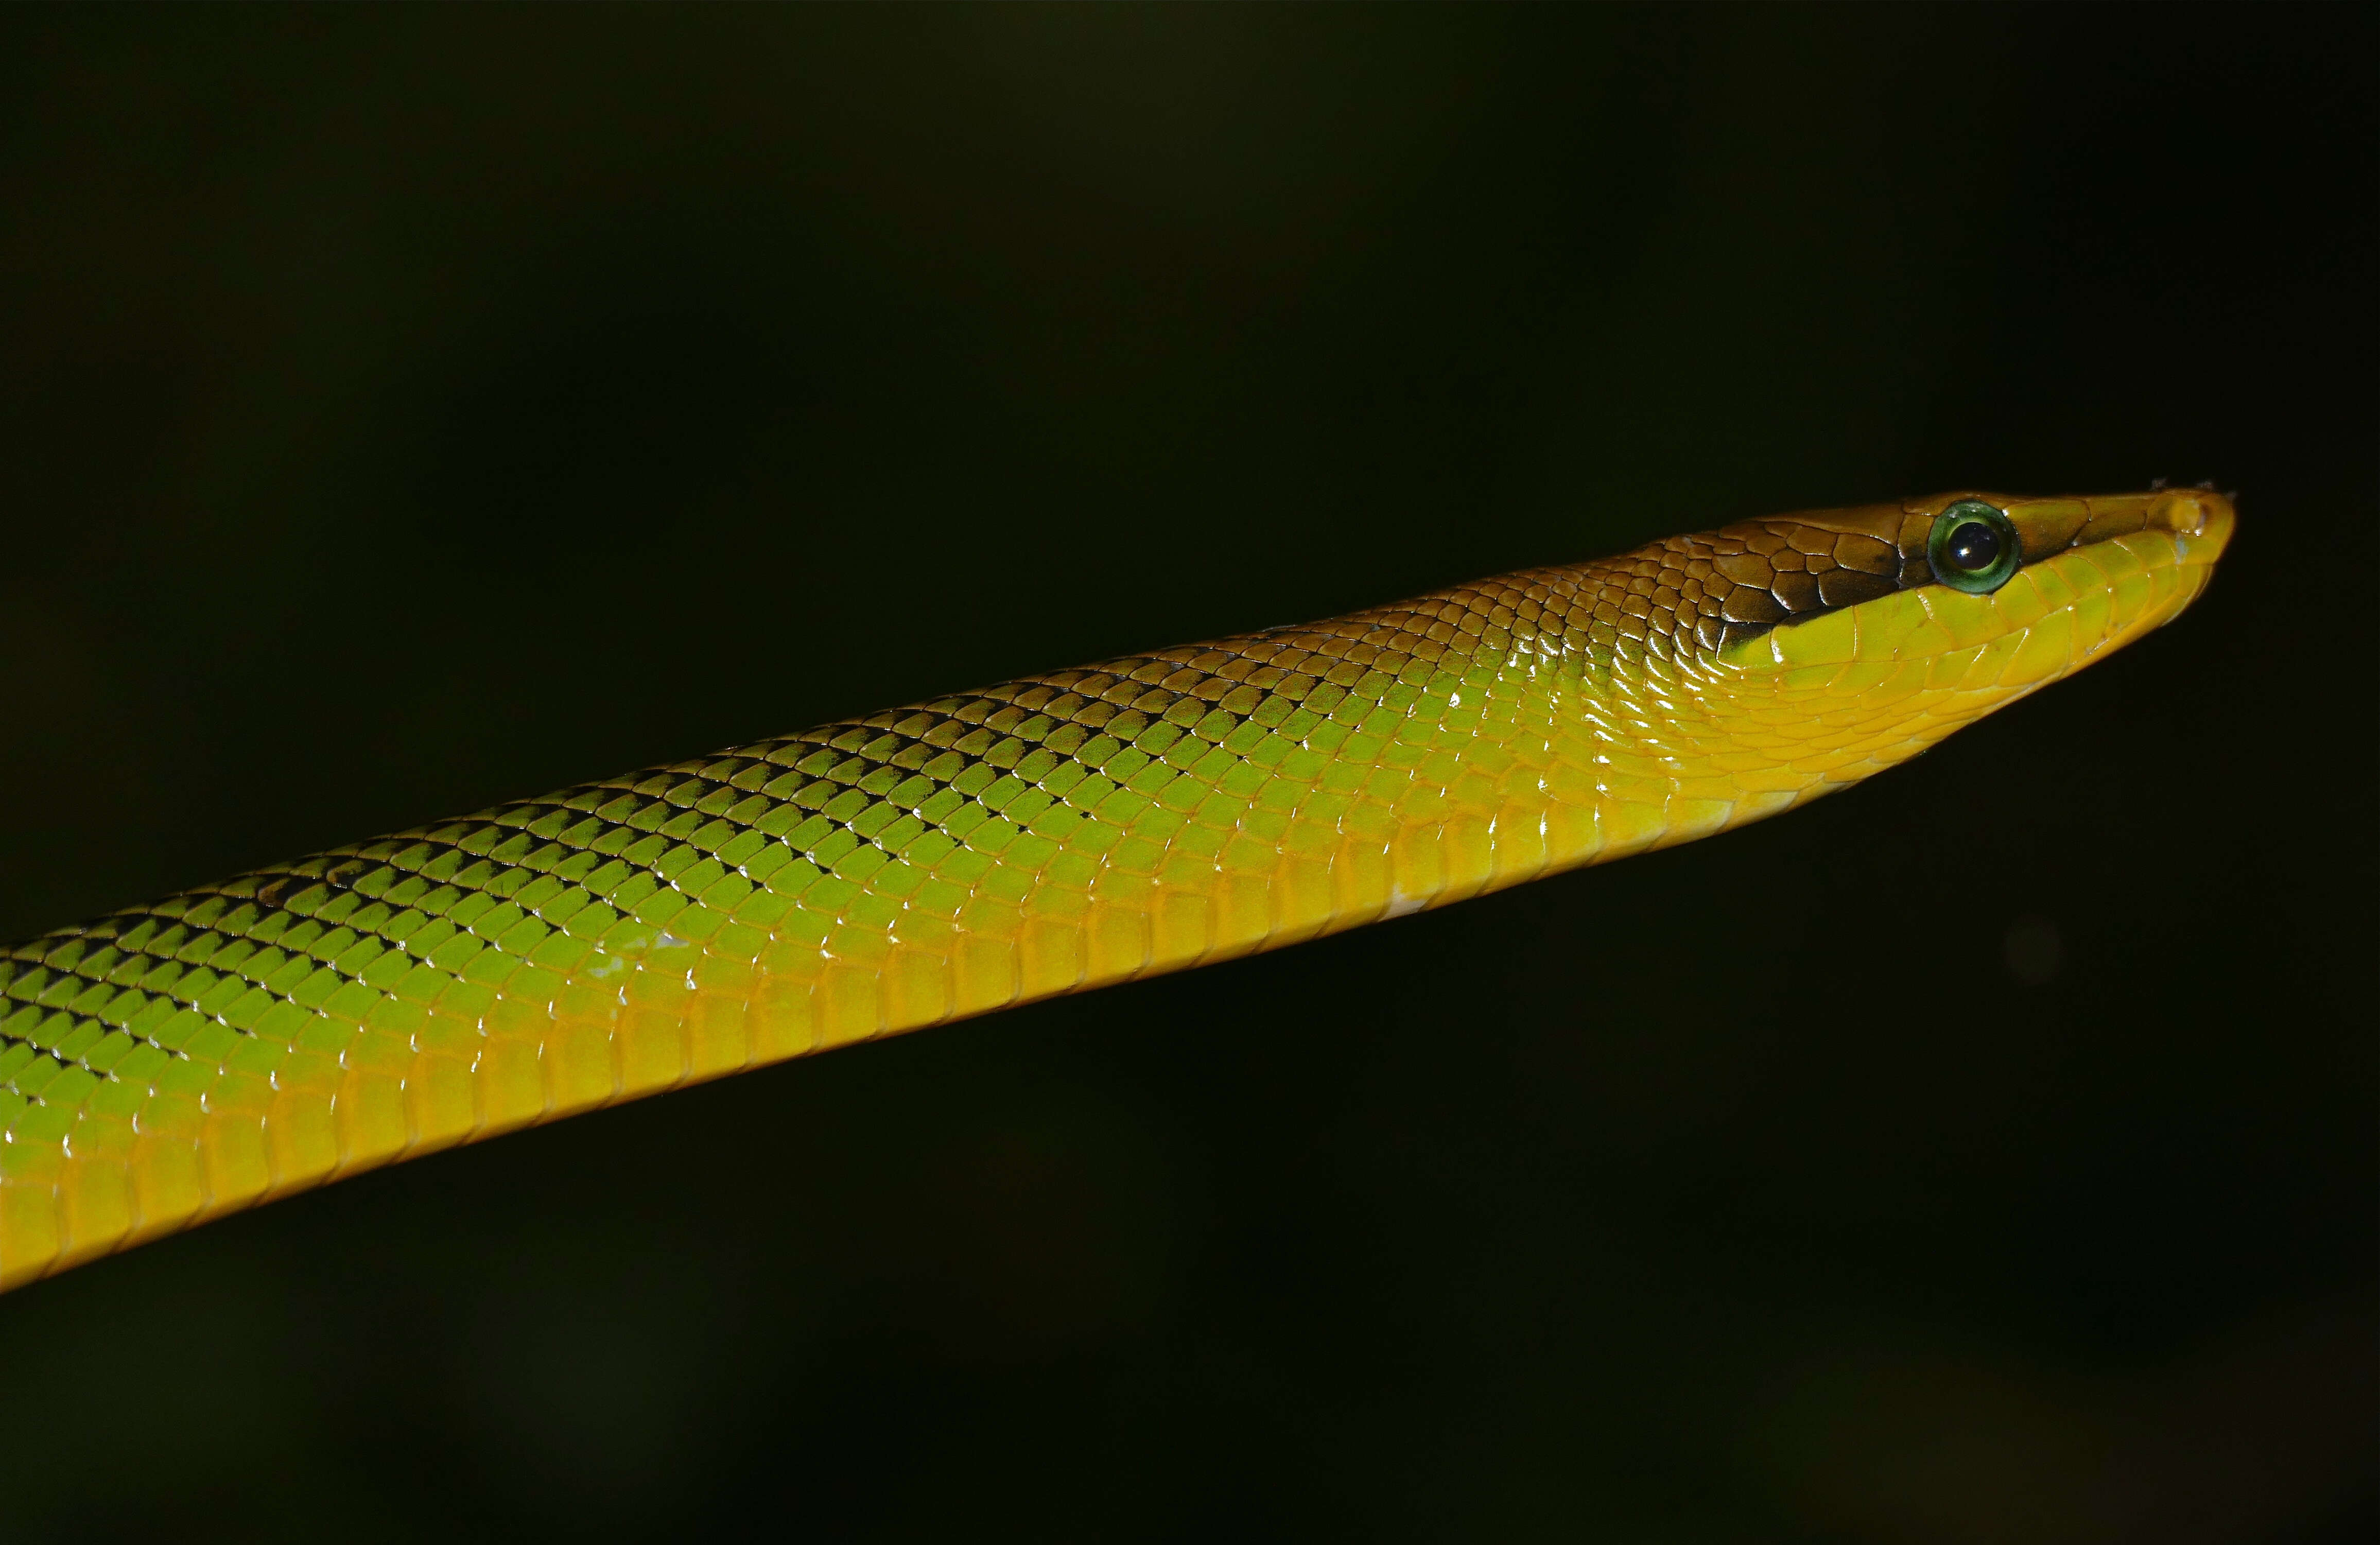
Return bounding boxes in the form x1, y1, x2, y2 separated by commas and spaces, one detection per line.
1926, 500, 2022, 594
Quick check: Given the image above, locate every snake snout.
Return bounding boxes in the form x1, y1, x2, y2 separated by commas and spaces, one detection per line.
2147, 487, 2233, 539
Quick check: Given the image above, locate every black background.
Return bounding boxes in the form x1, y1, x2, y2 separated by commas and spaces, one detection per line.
0, 8, 2370, 1542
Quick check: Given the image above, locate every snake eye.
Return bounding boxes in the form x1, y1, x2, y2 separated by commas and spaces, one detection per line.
1927, 500, 2022, 594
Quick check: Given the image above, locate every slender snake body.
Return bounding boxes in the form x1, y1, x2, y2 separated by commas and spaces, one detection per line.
0, 489, 2234, 1290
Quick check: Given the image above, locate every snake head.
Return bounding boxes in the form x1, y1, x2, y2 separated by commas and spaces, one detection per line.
1638, 487, 2237, 811
1710, 487, 2236, 674
1558, 487, 2238, 850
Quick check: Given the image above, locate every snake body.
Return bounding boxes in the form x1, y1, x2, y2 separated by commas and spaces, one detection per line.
0, 489, 2233, 1290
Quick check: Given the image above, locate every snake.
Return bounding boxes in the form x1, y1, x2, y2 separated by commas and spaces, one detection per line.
0, 489, 2233, 1292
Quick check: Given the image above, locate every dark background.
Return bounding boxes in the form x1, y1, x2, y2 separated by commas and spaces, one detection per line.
0, 7, 2370, 1542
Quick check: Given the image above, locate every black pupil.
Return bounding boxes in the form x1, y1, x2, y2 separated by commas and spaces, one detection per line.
1944, 520, 2003, 572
